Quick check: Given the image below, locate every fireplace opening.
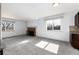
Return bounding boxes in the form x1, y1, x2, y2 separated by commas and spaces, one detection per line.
27, 27, 36, 36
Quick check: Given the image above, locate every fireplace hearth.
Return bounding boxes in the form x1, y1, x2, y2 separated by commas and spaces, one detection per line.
27, 27, 36, 36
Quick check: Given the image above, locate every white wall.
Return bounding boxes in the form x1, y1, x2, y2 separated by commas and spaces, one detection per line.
2, 18, 27, 38
26, 11, 77, 42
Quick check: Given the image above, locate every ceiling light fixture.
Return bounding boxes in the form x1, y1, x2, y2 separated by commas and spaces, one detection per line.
52, 3, 59, 7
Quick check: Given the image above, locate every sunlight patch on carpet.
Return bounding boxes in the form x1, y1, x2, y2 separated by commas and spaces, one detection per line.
45, 43, 59, 54
35, 41, 59, 54
18, 40, 30, 44
35, 41, 48, 48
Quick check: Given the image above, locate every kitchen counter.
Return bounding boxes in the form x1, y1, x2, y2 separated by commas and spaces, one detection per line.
70, 26, 79, 34
70, 31, 79, 34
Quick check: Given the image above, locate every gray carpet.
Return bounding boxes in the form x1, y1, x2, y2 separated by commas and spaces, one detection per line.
3, 36, 79, 55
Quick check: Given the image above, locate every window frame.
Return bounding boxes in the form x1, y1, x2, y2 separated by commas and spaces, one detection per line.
2, 20, 15, 32
46, 18, 61, 31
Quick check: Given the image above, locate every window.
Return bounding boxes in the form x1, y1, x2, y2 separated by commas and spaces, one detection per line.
46, 18, 61, 30
1, 20, 15, 31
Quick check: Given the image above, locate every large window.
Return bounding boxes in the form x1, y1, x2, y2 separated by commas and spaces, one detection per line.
1, 20, 15, 31
46, 18, 61, 30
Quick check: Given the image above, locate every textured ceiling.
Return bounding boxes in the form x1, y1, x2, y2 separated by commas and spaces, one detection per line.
1, 3, 79, 20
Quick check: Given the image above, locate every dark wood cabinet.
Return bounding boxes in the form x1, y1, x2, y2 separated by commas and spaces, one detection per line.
75, 12, 79, 27
70, 12, 79, 50
0, 49, 3, 55
70, 34, 79, 50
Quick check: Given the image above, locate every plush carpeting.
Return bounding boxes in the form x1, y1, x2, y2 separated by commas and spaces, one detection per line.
3, 35, 79, 55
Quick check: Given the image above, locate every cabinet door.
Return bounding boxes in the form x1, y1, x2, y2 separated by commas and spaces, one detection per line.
71, 34, 79, 49
78, 13, 79, 26
75, 14, 78, 26
75, 13, 79, 27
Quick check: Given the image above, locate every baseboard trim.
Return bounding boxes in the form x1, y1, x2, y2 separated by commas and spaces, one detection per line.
36, 36, 69, 43
2, 34, 26, 39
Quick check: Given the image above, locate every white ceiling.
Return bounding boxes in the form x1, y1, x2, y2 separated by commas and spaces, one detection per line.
1, 3, 79, 20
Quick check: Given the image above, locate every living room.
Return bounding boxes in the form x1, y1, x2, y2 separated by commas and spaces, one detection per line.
0, 3, 79, 55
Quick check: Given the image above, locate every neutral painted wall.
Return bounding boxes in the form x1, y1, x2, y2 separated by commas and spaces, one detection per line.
0, 4, 1, 39
2, 18, 27, 38
26, 11, 77, 42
